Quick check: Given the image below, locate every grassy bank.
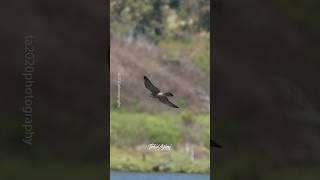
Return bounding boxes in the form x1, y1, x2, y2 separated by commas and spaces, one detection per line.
110, 110, 210, 173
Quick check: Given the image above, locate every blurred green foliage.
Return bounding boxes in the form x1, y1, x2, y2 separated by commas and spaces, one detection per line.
111, 0, 211, 71
110, 146, 210, 173
111, 0, 210, 42
110, 110, 209, 148
158, 33, 210, 71
110, 110, 210, 173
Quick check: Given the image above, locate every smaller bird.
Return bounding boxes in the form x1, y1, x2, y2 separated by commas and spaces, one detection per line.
211, 139, 222, 148
144, 76, 179, 108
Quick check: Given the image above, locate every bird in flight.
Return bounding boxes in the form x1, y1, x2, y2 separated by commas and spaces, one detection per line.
144, 76, 179, 108
210, 139, 222, 148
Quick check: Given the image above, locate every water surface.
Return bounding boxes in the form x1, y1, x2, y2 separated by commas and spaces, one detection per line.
111, 171, 210, 180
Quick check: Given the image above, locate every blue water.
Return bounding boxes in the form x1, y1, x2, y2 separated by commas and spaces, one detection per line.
111, 171, 210, 180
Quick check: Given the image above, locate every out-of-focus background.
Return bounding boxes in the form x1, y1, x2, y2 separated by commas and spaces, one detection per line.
1, 0, 107, 179
214, 0, 320, 179
2, 0, 320, 179
110, 0, 211, 174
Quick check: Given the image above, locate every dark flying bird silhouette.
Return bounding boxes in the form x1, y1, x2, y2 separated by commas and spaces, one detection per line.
144, 76, 179, 108
211, 139, 222, 148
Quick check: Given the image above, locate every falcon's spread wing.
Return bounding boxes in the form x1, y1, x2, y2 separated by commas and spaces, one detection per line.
144, 76, 160, 94
159, 96, 179, 108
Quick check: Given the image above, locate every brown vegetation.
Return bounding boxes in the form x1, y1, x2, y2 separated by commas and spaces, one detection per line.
110, 37, 210, 113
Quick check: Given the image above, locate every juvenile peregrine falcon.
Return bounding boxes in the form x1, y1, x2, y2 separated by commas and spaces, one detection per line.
144, 76, 179, 108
